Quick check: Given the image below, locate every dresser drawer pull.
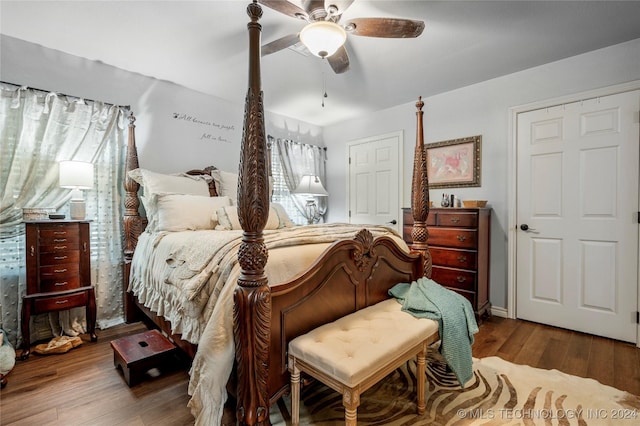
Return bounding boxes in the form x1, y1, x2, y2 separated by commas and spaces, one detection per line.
55, 299, 69, 305
55, 282, 68, 287
83, 242, 87, 252
53, 268, 68, 273
30, 245, 35, 256
53, 238, 67, 243
457, 255, 467, 263
54, 256, 68, 260
456, 235, 466, 242
456, 276, 467, 283
53, 231, 67, 235
54, 245, 68, 250
449, 217, 460, 223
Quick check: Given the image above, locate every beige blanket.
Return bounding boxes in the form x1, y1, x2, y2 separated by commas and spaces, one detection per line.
186, 223, 407, 425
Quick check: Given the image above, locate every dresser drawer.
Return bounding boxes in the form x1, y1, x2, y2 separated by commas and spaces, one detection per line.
428, 228, 478, 249
436, 211, 478, 228
431, 266, 476, 291
40, 276, 81, 292
39, 250, 80, 266
430, 247, 477, 269
39, 234, 80, 249
39, 225, 79, 239
33, 290, 89, 313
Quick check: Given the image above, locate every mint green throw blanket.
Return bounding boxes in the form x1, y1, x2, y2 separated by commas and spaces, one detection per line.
389, 277, 479, 386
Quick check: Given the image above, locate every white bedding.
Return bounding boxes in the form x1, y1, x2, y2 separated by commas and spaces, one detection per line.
128, 223, 407, 424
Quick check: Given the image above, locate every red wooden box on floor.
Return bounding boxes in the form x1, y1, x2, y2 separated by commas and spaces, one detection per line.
110, 329, 177, 387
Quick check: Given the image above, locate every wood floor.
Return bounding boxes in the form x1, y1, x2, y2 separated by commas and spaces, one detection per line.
2, 316, 639, 425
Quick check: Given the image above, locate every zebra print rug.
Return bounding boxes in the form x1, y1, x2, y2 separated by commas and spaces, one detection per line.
270, 349, 640, 425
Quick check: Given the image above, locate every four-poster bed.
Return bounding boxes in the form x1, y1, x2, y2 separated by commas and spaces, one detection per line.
121, 2, 432, 424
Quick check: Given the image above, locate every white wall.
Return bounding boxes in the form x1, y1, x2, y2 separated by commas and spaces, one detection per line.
323, 38, 640, 311
0, 35, 323, 175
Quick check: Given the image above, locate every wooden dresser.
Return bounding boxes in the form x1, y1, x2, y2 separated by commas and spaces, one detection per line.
21, 220, 97, 358
402, 207, 491, 318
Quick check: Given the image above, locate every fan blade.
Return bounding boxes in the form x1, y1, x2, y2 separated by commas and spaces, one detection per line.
344, 17, 425, 38
327, 45, 350, 74
261, 33, 300, 56
325, 0, 355, 16
258, 0, 309, 20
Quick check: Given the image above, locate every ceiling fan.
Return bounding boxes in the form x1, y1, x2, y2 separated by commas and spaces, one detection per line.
259, 0, 425, 74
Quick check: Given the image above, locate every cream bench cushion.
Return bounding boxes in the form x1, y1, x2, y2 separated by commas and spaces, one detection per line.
288, 298, 439, 425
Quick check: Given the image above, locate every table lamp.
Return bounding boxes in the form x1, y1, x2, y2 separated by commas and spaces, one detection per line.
292, 175, 328, 224
59, 160, 94, 220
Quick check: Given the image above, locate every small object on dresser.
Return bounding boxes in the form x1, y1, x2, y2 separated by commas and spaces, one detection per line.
22, 208, 55, 221
48, 214, 65, 220
440, 193, 450, 207
462, 200, 488, 208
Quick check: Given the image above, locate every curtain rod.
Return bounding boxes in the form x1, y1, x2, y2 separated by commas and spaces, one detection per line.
267, 134, 327, 151
0, 80, 130, 109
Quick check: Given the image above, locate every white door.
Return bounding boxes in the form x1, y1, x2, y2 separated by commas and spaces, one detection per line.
516, 90, 639, 343
347, 131, 402, 232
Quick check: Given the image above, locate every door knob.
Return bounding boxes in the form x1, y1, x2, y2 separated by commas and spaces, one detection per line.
387, 219, 397, 225
520, 224, 538, 232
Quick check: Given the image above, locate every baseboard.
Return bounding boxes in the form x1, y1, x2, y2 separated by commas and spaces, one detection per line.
491, 306, 508, 318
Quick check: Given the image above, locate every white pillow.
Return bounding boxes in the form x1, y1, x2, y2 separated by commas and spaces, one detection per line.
128, 168, 210, 196
156, 195, 231, 232
128, 168, 212, 231
271, 203, 296, 228
216, 205, 282, 231
210, 170, 238, 204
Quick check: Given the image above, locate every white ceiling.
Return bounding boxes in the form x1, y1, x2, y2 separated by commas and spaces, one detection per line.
2, 1, 640, 127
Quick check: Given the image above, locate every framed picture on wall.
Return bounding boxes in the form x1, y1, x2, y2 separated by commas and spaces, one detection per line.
425, 135, 481, 189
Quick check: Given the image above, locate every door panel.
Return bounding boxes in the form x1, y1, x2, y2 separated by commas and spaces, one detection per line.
516, 90, 639, 343
347, 132, 402, 231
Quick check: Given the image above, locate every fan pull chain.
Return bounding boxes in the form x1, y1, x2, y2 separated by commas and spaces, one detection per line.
321, 71, 327, 107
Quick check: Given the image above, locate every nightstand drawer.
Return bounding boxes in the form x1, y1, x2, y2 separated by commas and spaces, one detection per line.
40, 251, 80, 266
428, 228, 477, 249
39, 234, 80, 248
431, 266, 476, 291
430, 247, 477, 269
40, 276, 81, 292
40, 263, 79, 279
39, 226, 80, 239
33, 291, 88, 312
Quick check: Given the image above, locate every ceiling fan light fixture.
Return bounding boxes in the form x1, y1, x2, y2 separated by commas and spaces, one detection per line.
299, 21, 346, 58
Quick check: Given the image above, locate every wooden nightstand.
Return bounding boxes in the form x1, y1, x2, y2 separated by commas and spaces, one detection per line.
20, 220, 97, 359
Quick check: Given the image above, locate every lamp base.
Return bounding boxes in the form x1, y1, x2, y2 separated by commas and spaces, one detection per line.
69, 200, 86, 220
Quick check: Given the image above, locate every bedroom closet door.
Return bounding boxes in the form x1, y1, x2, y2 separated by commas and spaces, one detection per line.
347, 131, 402, 233
516, 90, 639, 343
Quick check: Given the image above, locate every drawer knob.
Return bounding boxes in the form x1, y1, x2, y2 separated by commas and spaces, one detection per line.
54, 245, 68, 250
456, 235, 466, 242
53, 238, 67, 243
54, 256, 68, 260
53, 231, 66, 235
55, 299, 69, 305
55, 282, 68, 287
53, 268, 68, 273
457, 255, 467, 263
450, 217, 460, 223
456, 276, 466, 283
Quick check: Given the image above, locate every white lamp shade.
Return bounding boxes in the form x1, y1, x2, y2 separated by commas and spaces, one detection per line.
299, 21, 347, 58
59, 161, 94, 189
293, 175, 329, 196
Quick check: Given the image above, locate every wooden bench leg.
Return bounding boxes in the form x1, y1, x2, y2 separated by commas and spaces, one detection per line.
343, 389, 360, 426
289, 357, 301, 426
416, 342, 427, 414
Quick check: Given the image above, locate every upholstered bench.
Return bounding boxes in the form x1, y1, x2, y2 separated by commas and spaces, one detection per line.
288, 298, 440, 425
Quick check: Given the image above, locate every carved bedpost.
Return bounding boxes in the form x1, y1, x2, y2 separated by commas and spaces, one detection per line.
123, 112, 143, 322
233, 2, 271, 425
410, 97, 432, 278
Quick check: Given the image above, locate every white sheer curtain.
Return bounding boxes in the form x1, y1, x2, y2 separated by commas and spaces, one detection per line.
0, 84, 126, 347
269, 136, 327, 224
